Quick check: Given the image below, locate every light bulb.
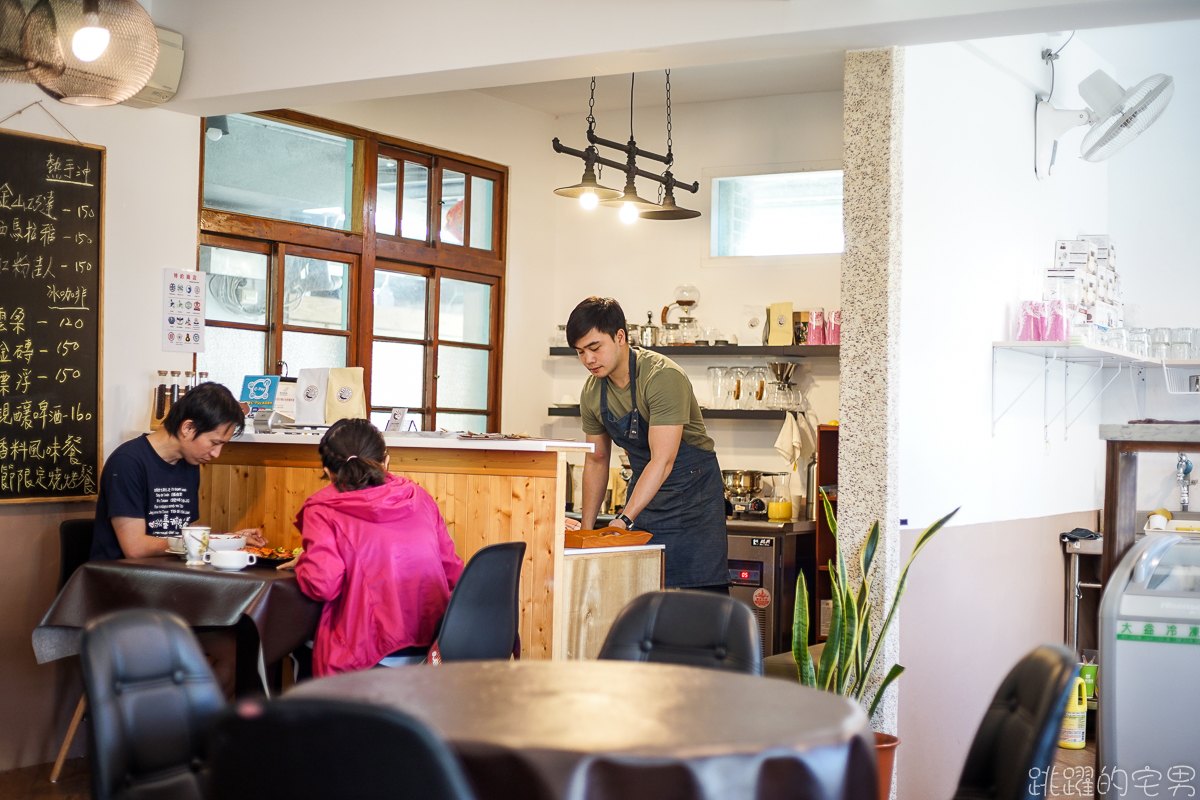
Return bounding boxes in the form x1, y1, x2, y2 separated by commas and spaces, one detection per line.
619, 202, 639, 224
206, 128, 223, 142
72, 17, 110, 62
578, 190, 599, 210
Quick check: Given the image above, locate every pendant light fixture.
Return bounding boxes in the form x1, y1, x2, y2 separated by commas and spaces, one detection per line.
0, 0, 159, 106
552, 70, 700, 221
554, 77, 622, 209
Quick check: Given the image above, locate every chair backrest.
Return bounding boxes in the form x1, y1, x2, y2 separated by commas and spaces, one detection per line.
207, 697, 477, 800
59, 517, 94, 589
434, 541, 526, 661
597, 591, 763, 675
80, 609, 224, 800
953, 644, 1076, 800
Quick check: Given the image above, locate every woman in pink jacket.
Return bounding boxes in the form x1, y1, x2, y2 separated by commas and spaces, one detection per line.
292, 418, 463, 676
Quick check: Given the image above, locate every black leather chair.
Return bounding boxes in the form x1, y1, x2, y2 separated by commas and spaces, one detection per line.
58, 517, 94, 589
597, 590, 763, 675
952, 644, 1076, 800
80, 609, 225, 800
207, 697, 477, 800
430, 541, 526, 661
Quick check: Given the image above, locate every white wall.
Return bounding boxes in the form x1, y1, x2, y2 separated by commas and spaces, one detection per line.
897, 35, 1112, 800
0, 85, 202, 459
544, 90, 845, 473
1088, 20, 1200, 509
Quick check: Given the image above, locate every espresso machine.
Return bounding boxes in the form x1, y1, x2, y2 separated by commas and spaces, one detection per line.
723, 470, 769, 519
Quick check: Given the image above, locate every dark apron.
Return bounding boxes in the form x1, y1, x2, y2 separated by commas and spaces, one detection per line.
600, 348, 728, 588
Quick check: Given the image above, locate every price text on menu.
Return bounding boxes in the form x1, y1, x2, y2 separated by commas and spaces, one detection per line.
0, 129, 103, 502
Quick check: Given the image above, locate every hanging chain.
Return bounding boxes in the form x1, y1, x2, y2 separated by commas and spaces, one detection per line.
629, 73, 636, 140
586, 76, 596, 131
664, 69, 673, 166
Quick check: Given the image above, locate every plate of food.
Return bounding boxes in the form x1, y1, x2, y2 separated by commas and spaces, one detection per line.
242, 546, 302, 564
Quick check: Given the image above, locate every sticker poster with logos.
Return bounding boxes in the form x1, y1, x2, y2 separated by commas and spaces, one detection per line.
0, 129, 104, 503
162, 268, 205, 352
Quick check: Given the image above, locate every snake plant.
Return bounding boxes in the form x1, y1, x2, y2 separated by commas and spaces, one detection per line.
791, 491, 958, 720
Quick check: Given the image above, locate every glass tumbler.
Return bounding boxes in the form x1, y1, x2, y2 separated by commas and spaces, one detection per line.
1129, 332, 1149, 358
1171, 343, 1191, 360
1107, 327, 1128, 352
707, 367, 727, 409
1151, 327, 1172, 344
1171, 327, 1194, 344
1151, 342, 1170, 360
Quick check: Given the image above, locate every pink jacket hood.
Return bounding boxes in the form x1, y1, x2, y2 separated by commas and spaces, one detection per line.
303, 473, 423, 524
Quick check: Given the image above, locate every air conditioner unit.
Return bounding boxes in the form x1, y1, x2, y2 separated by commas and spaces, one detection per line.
122, 27, 184, 109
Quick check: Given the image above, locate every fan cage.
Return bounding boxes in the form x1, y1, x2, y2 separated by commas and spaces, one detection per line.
1081, 74, 1175, 163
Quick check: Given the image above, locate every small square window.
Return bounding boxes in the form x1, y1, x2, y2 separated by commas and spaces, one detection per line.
711, 170, 844, 257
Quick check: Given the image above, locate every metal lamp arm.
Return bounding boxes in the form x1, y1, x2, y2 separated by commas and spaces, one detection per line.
552, 138, 699, 193
586, 128, 672, 166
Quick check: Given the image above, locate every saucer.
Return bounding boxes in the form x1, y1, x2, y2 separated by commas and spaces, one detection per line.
211, 564, 248, 571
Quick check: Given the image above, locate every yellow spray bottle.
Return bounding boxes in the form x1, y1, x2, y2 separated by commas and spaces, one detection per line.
1058, 675, 1087, 749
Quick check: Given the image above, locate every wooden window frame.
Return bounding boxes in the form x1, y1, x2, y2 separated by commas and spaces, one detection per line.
198, 109, 508, 431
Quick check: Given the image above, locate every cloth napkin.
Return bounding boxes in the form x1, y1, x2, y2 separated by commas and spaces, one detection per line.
773, 412, 807, 495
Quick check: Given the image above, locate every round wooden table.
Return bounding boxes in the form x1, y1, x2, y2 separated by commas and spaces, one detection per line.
287, 659, 876, 800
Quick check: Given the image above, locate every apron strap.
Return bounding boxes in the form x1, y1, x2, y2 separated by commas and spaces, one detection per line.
600, 346, 640, 441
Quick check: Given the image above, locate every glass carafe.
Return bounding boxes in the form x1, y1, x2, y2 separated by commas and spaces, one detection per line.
678, 316, 700, 345
745, 367, 769, 409
768, 477, 793, 521
661, 323, 683, 346
723, 368, 745, 409
707, 366, 728, 409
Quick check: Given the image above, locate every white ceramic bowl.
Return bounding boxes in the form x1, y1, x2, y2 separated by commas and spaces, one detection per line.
207, 534, 247, 551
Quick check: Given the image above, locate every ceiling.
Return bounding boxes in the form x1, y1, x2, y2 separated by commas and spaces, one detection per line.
475, 52, 846, 117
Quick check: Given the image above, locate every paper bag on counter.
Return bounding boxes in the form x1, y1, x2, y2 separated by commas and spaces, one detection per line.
325, 367, 366, 423
293, 368, 330, 426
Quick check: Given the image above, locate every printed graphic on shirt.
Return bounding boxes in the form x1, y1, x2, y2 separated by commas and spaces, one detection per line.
145, 486, 192, 536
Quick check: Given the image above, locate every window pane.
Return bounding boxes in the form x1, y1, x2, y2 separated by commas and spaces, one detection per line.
284, 255, 349, 330
202, 114, 354, 231
438, 278, 491, 345
469, 176, 493, 250
376, 157, 398, 236
713, 170, 844, 257
436, 346, 488, 410
371, 341, 424, 407
436, 412, 487, 433
281, 331, 347, 372
196, 326, 266, 395
402, 163, 429, 241
198, 245, 268, 325
373, 270, 426, 339
440, 169, 465, 245
371, 410, 424, 431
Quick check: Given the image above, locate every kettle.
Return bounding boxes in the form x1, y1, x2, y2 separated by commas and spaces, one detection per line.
640, 311, 660, 347
805, 452, 819, 521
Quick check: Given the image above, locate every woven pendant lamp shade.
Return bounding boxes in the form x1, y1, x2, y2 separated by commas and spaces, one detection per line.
0, 0, 35, 77
0, 0, 157, 105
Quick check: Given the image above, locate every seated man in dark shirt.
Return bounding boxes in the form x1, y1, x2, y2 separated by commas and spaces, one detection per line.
92, 381, 266, 560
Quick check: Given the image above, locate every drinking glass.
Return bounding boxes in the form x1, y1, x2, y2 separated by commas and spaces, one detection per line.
1171, 327, 1194, 345
1107, 327, 1128, 352
1171, 343, 1192, 360
1151, 327, 1172, 344
1151, 342, 1170, 360
707, 367, 728, 409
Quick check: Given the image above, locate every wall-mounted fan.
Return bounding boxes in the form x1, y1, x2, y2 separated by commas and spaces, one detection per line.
1035, 69, 1174, 179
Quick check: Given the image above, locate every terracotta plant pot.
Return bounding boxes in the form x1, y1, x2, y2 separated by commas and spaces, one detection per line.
874, 732, 900, 800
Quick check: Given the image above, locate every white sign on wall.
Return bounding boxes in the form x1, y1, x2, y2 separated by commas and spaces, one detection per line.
161, 268, 206, 353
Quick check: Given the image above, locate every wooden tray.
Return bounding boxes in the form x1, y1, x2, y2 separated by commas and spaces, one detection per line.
564, 527, 653, 549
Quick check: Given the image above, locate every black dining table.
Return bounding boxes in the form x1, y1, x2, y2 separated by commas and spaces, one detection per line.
286, 659, 877, 800
33, 556, 322, 695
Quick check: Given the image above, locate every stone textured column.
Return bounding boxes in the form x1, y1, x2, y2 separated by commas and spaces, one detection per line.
838, 47, 904, 736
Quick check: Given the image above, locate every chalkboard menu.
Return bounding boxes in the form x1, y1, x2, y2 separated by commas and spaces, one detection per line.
0, 129, 102, 503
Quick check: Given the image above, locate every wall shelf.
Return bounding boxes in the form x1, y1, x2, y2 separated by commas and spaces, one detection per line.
548, 407, 787, 420
549, 345, 840, 358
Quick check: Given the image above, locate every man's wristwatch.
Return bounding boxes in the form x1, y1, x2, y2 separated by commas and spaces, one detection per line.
615, 513, 635, 529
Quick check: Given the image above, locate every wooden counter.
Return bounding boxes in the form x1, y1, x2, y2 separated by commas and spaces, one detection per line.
197, 433, 591, 660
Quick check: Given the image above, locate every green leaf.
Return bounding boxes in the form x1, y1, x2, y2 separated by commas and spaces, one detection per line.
816, 563, 842, 691
867, 664, 906, 721
837, 583, 859, 694
820, 488, 837, 540
860, 520, 879, 580
853, 602, 872, 695
791, 572, 817, 687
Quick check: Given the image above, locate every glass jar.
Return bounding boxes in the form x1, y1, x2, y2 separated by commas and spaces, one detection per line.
552, 325, 568, 348
169, 370, 183, 405
707, 367, 727, 410
678, 316, 700, 345
150, 370, 169, 430
1151, 327, 1172, 344
625, 323, 641, 346
661, 323, 683, 346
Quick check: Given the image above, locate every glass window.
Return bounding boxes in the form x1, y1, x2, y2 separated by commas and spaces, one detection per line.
436, 412, 487, 433
197, 326, 266, 393
199, 246, 268, 325
712, 170, 844, 257
282, 330, 347, 371
283, 256, 349, 330
438, 278, 491, 345
469, 176, 493, 250
440, 170, 466, 245
436, 346, 488, 409
202, 114, 355, 231
402, 163, 429, 241
376, 157, 398, 236
371, 341, 424, 407
373, 270, 426, 339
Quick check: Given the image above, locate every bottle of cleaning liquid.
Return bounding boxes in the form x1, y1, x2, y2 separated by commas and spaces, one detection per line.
1058, 674, 1087, 749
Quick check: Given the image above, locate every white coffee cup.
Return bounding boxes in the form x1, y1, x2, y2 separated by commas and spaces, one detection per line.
204, 549, 257, 571
181, 526, 211, 564
1148, 513, 1168, 531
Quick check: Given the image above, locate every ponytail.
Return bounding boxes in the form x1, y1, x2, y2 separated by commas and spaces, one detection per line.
318, 419, 389, 492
